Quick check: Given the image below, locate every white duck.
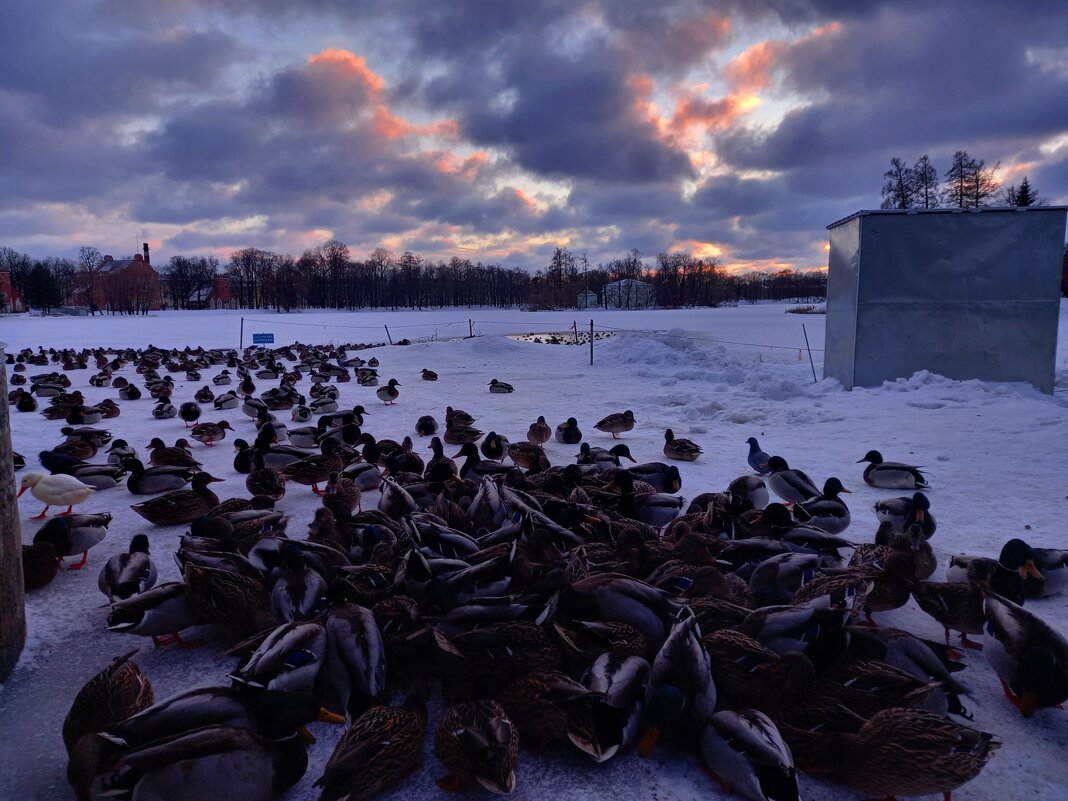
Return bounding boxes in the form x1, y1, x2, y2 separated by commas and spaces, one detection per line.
17, 471, 95, 519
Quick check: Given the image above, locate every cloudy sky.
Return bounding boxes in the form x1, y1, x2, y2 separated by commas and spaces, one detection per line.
2, 0, 1067, 271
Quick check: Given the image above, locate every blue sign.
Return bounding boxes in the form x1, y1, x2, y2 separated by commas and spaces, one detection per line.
252, 333, 274, 344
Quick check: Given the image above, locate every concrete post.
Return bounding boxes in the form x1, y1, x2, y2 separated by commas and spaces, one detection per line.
0, 343, 26, 679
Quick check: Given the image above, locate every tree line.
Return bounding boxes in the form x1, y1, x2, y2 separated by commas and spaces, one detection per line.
880, 151, 1042, 210
1, 240, 827, 314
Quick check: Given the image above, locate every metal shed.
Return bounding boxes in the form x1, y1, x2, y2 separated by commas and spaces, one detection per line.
824, 207, 1066, 393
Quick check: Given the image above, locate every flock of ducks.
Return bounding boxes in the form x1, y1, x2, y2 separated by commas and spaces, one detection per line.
7, 340, 1068, 801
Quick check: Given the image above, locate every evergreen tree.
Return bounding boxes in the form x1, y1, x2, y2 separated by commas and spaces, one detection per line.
1005, 175, 1039, 207
25, 263, 62, 313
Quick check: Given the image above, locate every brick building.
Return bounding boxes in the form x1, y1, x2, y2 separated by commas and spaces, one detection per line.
0, 270, 25, 313
73, 243, 163, 312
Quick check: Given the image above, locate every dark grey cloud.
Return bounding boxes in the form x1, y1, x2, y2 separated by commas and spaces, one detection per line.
2, 0, 1066, 269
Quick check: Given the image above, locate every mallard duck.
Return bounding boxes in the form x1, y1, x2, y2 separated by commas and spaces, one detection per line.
576, 443, 633, 471
62, 649, 154, 755
497, 671, 597, 749
453, 442, 515, 481
738, 594, 855, 668
983, 589, 1068, 716
444, 407, 474, 427
152, 397, 178, 420
814, 708, 998, 800
604, 471, 684, 528
569, 652, 650, 763
858, 449, 929, 489
245, 452, 286, 500
845, 625, 971, 716
699, 710, 799, 801
765, 456, 820, 503
946, 539, 1042, 604
323, 602, 387, 722
627, 462, 682, 494
434, 700, 518, 793
123, 458, 196, 495
84, 724, 309, 801
874, 491, 936, 539
443, 424, 484, 446
425, 437, 458, 479
282, 439, 344, 495
147, 437, 201, 469
488, 378, 514, 393
415, 415, 438, 436
191, 420, 234, 446
268, 543, 327, 623
526, 415, 551, 445
315, 683, 428, 801
323, 471, 361, 512
118, 384, 143, 401
230, 621, 327, 693
215, 390, 240, 410
639, 607, 716, 755
106, 439, 137, 465
912, 559, 994, 654
704, 629, 814, 713
376, 378, 401, 405
593, 410, 635, 439
796, 476, 851, 534
33, 512, 111, 569
179, 400, 202, 427
130, 472, 224, 526
507, 441, 551, 473
98, 534, 157, 601
480, 431, 509, 462
663, 429, 702, 461
555, 417, 582, 444
434, 621, 562, 681
18, 471, 95, 519
421, 368, 438, 381
107, 581, 203, 647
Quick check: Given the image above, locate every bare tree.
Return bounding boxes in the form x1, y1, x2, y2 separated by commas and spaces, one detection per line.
912, 155, 940, 208
78, 245, 104, 314
880, 157, 916, 209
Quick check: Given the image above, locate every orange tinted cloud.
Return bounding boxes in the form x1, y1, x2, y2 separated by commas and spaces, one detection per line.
306, 48, 455, 142
432, 151, 490, 181
669, 91, 760, 139
725, 22, 842, 92
307, 48, 386, 95
725, 40, 786, 92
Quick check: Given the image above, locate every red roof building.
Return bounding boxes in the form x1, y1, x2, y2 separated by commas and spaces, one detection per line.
72, 243, 162, 312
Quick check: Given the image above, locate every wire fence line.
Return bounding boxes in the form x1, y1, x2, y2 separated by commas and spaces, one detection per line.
239, 315, 823, 354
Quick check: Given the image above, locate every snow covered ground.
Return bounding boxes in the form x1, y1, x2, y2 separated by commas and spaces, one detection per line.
2, 302, 1068, 801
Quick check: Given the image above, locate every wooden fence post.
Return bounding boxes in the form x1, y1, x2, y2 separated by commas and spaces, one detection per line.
0, 343, 26, 680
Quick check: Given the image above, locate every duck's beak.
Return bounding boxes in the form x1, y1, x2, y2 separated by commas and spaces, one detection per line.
297, 725, 316, 745
16, 486, 27, 497
840, 487, 852, 493
625, 454, 636, 463
317, 707, 346, 724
